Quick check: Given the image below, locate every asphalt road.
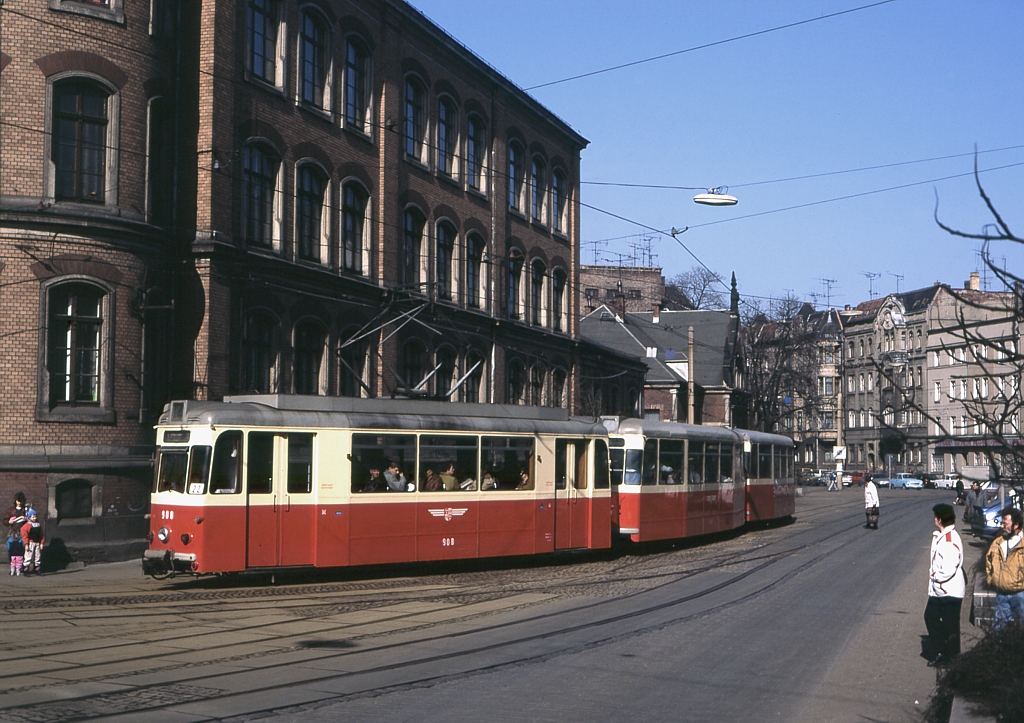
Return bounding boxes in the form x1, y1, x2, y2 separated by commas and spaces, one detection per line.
0, 486, 981, 723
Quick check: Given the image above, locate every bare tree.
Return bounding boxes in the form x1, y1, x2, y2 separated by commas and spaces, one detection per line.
741, 295, 825, 433
668, 266, 727, 310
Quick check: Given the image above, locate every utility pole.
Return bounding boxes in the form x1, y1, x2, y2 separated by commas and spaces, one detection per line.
687, 326, 695, 425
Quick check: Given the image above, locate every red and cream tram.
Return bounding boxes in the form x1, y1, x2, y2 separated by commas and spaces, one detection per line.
143, 396, 612, 576
604, 418, 795, 543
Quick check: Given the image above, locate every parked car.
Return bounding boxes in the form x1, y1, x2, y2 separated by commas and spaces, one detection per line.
873, 476, 891, 488
848, 471, 866, 485
891, 473, 924, 489
970, 486, 1022, 539
934, 473, 960, 490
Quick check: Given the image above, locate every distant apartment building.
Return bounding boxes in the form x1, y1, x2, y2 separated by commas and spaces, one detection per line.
580, 264, 691, 314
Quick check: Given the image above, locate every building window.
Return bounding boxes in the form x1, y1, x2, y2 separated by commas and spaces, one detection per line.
48, 283, 104, 405
248, 0, 280, 85
299, 10, 328, 109
466, 233, 484, 308
293, 321, 325, 395
344, 37, 370, 133
242, 143, 279, 248
146, 96, 173, 225
437, 97, 457, 176
508, 359, 526, 404
401, 208, 424, 288
342, 182, 368, 274
552, 269, 566, 332
436, 347, 457, 400
552, 368, 567, 408
508, 142, 524, 211
404, 77, 425, 162
402, 340, 427, 393
466, 114, 486, 191
552, 169, 567, 232
436, 222, 455, 300
53, 80, 109, 203
242, 313, 277, 393
530, 156, 546, 223
49, 0, 124, 24
55, 479, 94, 519
507, 251, 523, 319
338, 330, 368, 398
530, 364, 546, 406
295, 164, 327, 263
531, 260, 545, 326
465, 352, 484, 403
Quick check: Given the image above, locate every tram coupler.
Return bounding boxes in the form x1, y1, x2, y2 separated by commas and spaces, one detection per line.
143, 549, 197, 578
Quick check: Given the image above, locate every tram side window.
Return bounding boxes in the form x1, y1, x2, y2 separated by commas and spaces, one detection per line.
758, 444, 773, 479
188, 446, 212, 494
248, 433, 275, 495
481, 436, 534, 490
555, 439, 588, 490
288, 433, 314, 494
419, 435, 479, 491
774, 446, 783, 480
721, 444, 735, 483
704, 442, 721, 485
658, 439, 684, 485
156, 449, 188, 493
210, 432, 242, 494
688, 441, 704, 485
622, 449, 642, 485
594, 440, 610, 489
350, 434, 416, 492
642, 438, 658, 485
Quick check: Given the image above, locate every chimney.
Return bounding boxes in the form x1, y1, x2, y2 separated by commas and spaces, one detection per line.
965, 272, 980, 291
652, 304, 661, 324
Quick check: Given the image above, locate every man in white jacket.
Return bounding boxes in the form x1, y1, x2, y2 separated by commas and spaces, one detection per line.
863, 475, 879, 529
925, 503, 965, 667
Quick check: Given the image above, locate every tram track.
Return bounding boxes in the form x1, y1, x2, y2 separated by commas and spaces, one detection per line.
0, 496, 925, 722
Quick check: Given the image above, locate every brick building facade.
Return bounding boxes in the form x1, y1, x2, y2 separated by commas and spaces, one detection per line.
0, 0, 642, 556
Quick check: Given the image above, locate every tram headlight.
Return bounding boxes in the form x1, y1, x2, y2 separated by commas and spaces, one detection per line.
157, 526, 170, 543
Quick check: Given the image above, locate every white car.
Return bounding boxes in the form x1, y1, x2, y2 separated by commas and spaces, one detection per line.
934, 473, 960, 490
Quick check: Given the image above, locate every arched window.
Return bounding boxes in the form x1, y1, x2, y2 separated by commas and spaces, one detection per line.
551, 367, 567, 409
508, 141, 524, 210
466, 114, 486, 191
296, 164, 327, 263
344, 37, 370, 133
299, 9, 328, 108
342, 181, 368, 273
293, 320, 325, 395
608, 384, 621, 414
531, 259, 545, 326
552, 169, 567, 232
466, 233, 484, 308
402, 340, 427, 394
242, 143, 279, 248
338, 329, 368, 398
53, 80, 110, 203
248, 0, 280, 85
56, 479, 93, 519
48, 283, 104, 405
507, 358, 526, 404
242, 313, 277, 393
437, 96, 457, 176
436, 222, 455, 300
552, 269, 566, 332
530, 156, 546, 223
404, 76, 426, 162
507, 250, 523, 319
530, 364, 546, 406
401, 208, 425, 288
436, 346, 457, 400
465, 351, 484, 403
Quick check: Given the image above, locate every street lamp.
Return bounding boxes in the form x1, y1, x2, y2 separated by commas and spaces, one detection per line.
694, 186, 738, 206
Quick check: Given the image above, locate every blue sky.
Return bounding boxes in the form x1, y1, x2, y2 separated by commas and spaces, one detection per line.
409, 0, 1024, 311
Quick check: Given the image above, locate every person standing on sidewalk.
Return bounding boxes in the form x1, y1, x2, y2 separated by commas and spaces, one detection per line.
985, 506, 1024, 630
963, 481, 984, 525
864, 475, 879, 529
925, 503, 965, 667
20, 509, 44, 575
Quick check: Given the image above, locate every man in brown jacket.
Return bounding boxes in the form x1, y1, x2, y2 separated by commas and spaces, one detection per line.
986, 506, 1024, 630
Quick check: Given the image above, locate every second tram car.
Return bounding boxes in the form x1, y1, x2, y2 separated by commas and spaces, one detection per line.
604, 418, 795, 543
144, 396, 611, 576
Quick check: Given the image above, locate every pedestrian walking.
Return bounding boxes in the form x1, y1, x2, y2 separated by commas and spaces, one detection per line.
925, 503, 965, 667
20, 509, 44, 575
985, 506, 1024, 630
827, 473, 838, 492
864, 475, 879, 529
954, 478, 965, 506
963, 481, 984, 526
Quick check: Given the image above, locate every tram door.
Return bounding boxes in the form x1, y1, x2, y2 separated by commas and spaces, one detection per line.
554, 439, 590, 549
246, 432, 316, 567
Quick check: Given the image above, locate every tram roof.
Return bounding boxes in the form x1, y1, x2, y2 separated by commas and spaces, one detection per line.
158, 396, 608, 436
602, 418, 794, 447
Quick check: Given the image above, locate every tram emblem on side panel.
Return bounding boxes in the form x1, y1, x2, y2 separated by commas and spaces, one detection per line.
428, 508, 468, 522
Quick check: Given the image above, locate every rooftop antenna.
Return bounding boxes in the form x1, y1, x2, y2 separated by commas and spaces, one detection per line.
888, 272, 903, 294
583, 239, 606, 265
860, 271, 880, 299
818, 278, 838, 309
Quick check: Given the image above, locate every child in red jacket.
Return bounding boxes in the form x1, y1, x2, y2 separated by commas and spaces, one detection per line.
21, 509, 44, 575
